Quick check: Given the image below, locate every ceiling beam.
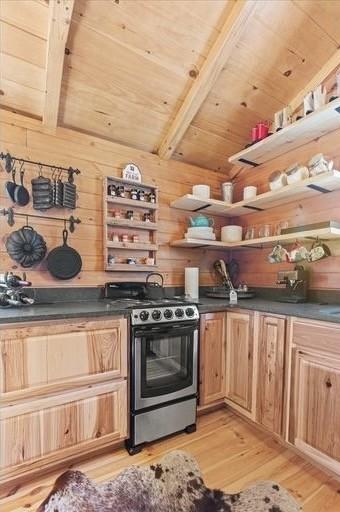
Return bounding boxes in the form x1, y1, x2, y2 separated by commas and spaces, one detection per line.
157, 0, 257, 160
43, 0, 75, 130
289, 48, 340, 114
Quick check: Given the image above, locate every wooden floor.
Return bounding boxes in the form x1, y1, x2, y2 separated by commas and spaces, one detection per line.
1, 408, 340, 511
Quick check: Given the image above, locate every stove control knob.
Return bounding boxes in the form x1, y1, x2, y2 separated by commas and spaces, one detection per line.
164, 309, 173, 319
175, 308, 184, 318
139, 310, 149, 321
185, 307, 195, 317
152, 309, 162, 321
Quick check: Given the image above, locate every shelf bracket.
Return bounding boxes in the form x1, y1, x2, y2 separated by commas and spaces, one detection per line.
307, 184, 331, 193
238, 158, 259, 167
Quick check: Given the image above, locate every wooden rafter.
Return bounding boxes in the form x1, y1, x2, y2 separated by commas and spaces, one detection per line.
157, 0, 257, 160
43, 0, 75, 129
289, 48, 340, 114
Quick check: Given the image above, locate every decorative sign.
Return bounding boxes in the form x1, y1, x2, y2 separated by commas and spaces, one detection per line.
122, 163, 142, 183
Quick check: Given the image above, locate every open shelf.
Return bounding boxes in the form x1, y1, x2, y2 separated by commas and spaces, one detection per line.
107, 196, 158, 210
105, 264, 158, 272
171, 226, 340, 250
107, 218, 158, 230
170, 170, 340, 217
106, 241, 158, 251
228, 98, 340, 168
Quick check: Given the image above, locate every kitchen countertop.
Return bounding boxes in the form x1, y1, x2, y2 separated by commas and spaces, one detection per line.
0, 296, 340, 325
0, 300, 129, 325
198, 297, 340, 324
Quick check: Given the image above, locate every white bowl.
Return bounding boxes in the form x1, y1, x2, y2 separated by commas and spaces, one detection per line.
192, 184, 210, 199
187, 227, 215, 239
221, 225, 243, 242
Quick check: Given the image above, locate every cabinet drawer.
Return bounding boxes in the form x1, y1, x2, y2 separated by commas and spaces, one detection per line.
292, 319, 340, 355
0, 380, 127, 475
0, 317, 127, 398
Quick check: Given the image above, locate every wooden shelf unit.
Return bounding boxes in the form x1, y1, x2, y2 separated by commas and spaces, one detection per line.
228, 98, 340, 168
170, 170, 340, 217
103, 176, 158, 271
171, 226, 340, 250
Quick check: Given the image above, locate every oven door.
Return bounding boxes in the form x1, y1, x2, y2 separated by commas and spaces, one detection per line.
133, 322, 198, 410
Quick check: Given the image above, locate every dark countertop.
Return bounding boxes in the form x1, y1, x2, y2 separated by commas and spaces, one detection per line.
0, 300, 129, 325
0, 297, 340, 326
198, 297, 340, 324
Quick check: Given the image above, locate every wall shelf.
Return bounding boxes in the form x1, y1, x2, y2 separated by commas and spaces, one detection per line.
104, 176, 158, 271
107, 218, 158, 230
106, 241, 158, 251
228, 98, 340, 168
170, 170, 340, 217
107, 196, 158, 210
105, 264, 158, 272
171, 226, 340, 250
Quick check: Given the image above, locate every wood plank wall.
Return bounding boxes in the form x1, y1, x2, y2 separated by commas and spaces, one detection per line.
231, 128, 340, 290
0, 111, 229, 287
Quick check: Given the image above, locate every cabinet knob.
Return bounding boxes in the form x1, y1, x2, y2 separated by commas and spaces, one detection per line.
325, 378, 332, 388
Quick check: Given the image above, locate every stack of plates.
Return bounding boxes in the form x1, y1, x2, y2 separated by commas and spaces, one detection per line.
184, 227, 216, 240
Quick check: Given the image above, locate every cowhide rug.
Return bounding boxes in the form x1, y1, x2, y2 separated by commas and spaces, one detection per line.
37, 450, 301, 512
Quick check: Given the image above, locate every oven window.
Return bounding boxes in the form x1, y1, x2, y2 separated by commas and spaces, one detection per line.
141, 333, 193, 397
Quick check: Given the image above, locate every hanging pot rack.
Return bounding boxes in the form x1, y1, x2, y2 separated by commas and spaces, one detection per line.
0, 152, 81, 177
0, 207, 81, 233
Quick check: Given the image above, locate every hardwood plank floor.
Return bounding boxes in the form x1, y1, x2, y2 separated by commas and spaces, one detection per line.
1, 408, 340, 511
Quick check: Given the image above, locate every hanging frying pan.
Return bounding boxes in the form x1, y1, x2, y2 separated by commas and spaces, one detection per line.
5, 167, 17, 202
14, 164, 30, 206
47, 229, 82, 280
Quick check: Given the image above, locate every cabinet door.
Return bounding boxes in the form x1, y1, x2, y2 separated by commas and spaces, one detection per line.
0, 381, 127, 478
290, 350, 340, 474
256, 315, 285, 435
225, 311, 254, 412
199, 312, 226, 405
0, 317, 127, 399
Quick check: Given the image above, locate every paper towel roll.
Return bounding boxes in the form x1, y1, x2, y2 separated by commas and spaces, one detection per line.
185, 267, 199, 298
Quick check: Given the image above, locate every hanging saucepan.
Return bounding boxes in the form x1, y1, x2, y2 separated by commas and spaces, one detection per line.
144, 272, 165, 300
14, 162, 30, 206
47, 229, 82, 280
6, 225, 47, 268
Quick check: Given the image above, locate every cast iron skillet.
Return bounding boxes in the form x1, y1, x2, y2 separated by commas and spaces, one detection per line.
47, 229, 82, 280
14, 167, 30, 206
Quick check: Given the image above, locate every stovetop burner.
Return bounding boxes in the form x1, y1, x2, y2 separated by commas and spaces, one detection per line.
108, 297, 189, 308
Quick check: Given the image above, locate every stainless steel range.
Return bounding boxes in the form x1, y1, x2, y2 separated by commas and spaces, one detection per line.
127, 302, 199, 454
104, 281, 199, 455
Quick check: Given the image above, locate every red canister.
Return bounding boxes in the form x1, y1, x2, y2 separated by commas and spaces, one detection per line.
251, 126, 258, 142
257, 122, 269, 140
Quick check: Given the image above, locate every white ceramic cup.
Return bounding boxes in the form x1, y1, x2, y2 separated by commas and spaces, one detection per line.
243, 186, 257, 200
222, 182, 233, 203
221, 225, 243, 242
193, 184, 210, 199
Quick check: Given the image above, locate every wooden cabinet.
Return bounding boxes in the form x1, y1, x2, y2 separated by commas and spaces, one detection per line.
288, 319, 340, 475
199, 312, 226, 405
0, 316, 128, 486
0, 381, 127, 481
256, 315, 285, 435
0, 317, 127, 402
225, 311, 254, 414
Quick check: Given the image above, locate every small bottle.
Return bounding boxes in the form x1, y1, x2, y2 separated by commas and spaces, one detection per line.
229, 289, 238, 305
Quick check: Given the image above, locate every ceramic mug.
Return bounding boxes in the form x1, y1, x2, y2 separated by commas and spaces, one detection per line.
192, 184, 210, 199
243, 186, 257, 200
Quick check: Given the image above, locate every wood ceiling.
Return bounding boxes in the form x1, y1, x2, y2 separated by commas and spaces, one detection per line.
1, 0, 340, 172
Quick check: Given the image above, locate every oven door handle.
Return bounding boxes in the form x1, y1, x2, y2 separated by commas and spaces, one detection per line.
134, 323, 198, 338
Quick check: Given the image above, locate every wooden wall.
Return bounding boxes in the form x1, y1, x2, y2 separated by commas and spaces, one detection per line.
231, 128, 340, 290
0, 111, 229, 287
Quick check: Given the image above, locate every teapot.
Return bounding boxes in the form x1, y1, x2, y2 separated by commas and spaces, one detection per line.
189, 215, 214, 227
